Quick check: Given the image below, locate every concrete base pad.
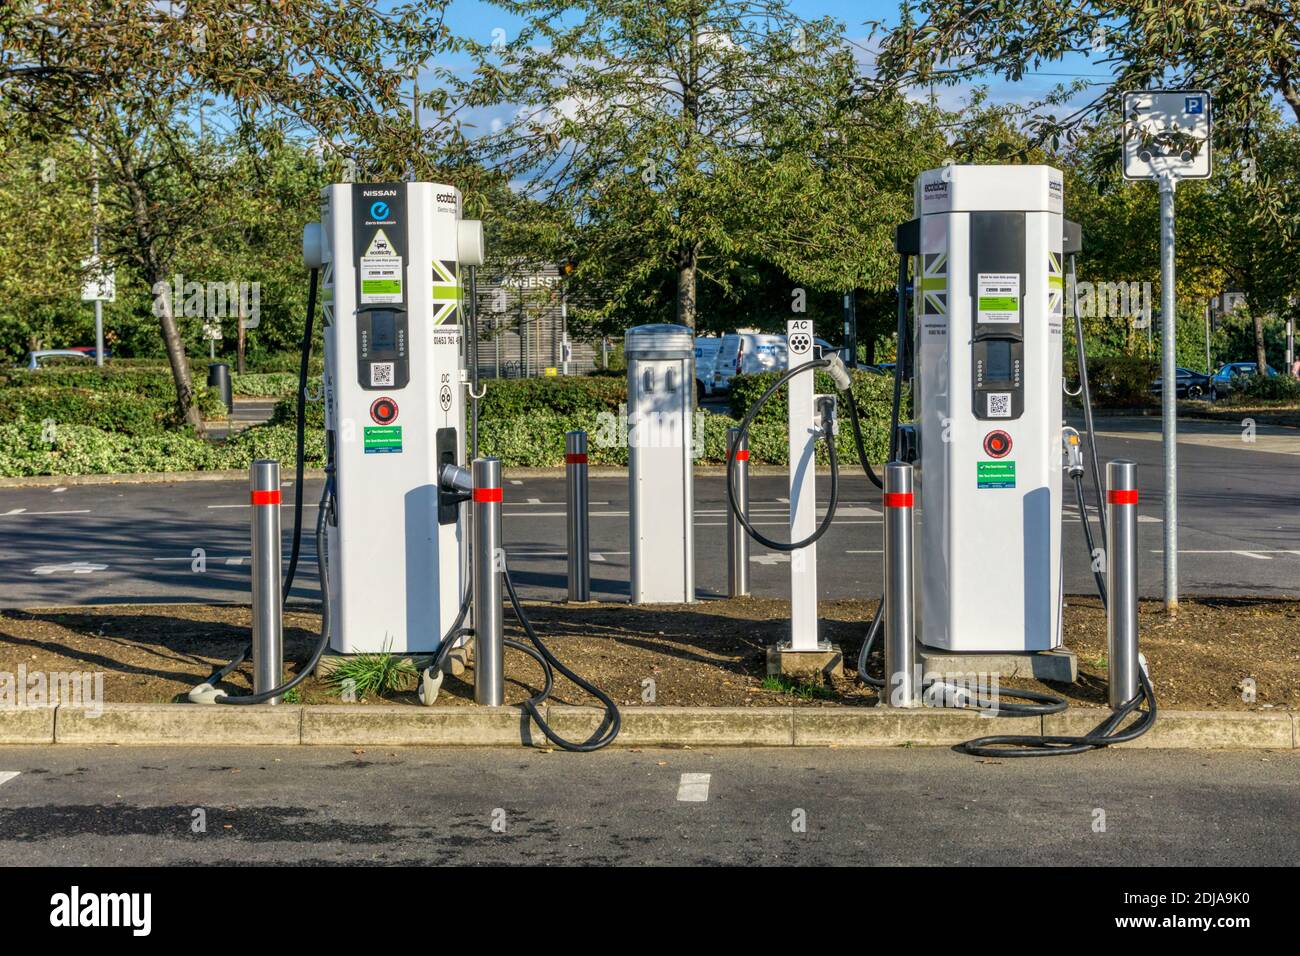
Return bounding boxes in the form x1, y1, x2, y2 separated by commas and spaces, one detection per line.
918, 646, 1077, 683
766, 643, 844, 679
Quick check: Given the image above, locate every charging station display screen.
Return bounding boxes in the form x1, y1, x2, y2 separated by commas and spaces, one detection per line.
985, 340, 1013, 384
371, 312, 396, 351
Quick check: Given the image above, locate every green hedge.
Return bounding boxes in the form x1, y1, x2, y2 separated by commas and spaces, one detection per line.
0, 371, 900, 476
1066, 355, 1158, 408
1222, 371, 1300, 404
729, 368, 898, 465
0, 367, 226, 417
0, 387, 178, 435
232, 372, 321, 398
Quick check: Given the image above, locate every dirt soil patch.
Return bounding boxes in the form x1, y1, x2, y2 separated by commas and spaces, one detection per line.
0, 596, 1295, 711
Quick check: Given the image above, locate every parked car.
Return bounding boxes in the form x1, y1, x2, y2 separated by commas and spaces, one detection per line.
693, 336, 723, 401
1209, 361, 1278, 401
1150, 366, 1213, 400
67, 345, 111, 360
23, 349, 96, 370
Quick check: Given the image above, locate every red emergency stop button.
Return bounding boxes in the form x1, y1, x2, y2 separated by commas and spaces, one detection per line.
983, 430, 1012, 458
370, 397, 399, 425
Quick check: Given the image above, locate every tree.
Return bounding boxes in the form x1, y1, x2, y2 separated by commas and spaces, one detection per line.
871, 2, 1300, 136
464, 0, 852, 330
2, 1, 467, 426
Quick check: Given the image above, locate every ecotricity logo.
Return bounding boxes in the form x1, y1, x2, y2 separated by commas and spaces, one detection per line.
50, 886, 152, 937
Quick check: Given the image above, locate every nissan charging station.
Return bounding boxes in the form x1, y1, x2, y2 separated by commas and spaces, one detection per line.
304, 182, 483, 654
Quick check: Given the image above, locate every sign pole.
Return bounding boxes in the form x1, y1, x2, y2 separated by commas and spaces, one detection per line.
91, 143, 104, 367
1159, 170, 1178, 614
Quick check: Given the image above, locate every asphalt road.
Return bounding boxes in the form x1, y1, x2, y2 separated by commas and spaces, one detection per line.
0, 415, 1296, 608
0, 745, 1294, 866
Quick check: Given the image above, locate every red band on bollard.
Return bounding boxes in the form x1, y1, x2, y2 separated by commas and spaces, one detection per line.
565, 453, 588, 464
1107, 489, 1139, 505
250, 490, 281, 506
473, 487, 503, 503
733, 449, 750, 461
883, 492, 913, 509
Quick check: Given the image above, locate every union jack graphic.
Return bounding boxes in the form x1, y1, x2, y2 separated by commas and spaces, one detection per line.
432, 259, 461, 325
320, 262, 334, 327
920, 252, 947, 317
1047, 251, 1064, 316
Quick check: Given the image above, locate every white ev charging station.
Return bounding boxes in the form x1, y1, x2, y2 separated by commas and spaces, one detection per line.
303, 182, 484, 655
727, 162, 1155, 754
909, 164, 1066, 653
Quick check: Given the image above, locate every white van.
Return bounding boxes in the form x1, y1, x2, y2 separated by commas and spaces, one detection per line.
693, 336, 723, 400
710, 331, 840, 393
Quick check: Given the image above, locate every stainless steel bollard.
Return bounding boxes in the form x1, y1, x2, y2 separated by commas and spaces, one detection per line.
249, 460, 284, 705
726, 427, 750, 597
565, 430, 591, 602
472, 457, 505, 706
883, 462, 918, 707
1106, 460, 1141, 708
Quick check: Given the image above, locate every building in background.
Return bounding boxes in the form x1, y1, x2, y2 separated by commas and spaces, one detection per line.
473, 261, 609, 377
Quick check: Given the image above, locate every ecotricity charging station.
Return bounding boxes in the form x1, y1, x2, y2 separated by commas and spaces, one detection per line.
305, 182, 482, 655
908, 164, 1065, 653
727, 163, 1156, 756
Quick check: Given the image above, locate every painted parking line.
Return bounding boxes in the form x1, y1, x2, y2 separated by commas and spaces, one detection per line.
1152, 549, 1300, 560
676, 772, 711, 802
1, 509, 92, 517
0, 772, 21, 789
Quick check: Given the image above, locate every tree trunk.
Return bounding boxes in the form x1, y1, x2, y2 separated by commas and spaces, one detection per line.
149, 264, 205, 433
1253, 310, 1269, 375
117, 151, 205, 434
676, 250, 697, 330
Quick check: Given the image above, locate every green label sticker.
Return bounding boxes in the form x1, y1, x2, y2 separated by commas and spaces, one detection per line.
361, 279, 402, 294
364, 425, 402, 454
977, 460, 1016, 488
978, 296, 1018, 311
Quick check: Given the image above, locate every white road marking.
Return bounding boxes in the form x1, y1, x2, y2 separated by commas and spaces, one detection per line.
750, 553, 789, 565
3, 508, 26, 515
845, 549, 883, 554
676, 772, 711, 802
510, 479, 524, 485
32, 562, 107, 576
526, 497, 541, 504
52, 487, 66, 493
225, 557, 247, 566
1152, 549, 1300, 559
0, 771, 19, 789
208, 503, 319, 510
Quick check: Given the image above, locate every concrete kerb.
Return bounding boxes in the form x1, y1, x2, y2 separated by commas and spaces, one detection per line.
1, 703, 1292, 749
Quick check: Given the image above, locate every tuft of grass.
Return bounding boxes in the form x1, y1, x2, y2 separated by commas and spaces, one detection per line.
280, 687, 302, 704
324, 640, 418, 699
760, 674, 834, 701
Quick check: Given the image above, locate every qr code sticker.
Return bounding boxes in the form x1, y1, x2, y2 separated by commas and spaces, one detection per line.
987, 392, 1011, 418
370, 362, 394, 387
